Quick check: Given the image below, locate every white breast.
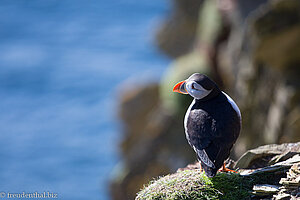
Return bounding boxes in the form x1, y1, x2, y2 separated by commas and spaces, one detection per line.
184, 99, 195, 130
184, 99, 195, 141
222, 92, 241, 120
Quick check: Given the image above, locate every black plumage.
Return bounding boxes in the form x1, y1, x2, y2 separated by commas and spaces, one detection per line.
174, 73, 241, 177
185, 94, 240, 177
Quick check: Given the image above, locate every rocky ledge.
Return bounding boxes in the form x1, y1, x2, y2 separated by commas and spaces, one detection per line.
136, 142, 300, 200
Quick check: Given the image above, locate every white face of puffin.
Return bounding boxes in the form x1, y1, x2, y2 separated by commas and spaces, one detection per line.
173, 80, 212, 99
185, 81, 212, 99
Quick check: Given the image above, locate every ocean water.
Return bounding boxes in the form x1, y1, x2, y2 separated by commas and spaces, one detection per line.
0, 1, 169, 199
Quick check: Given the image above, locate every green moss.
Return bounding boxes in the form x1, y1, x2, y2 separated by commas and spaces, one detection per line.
136, 170, 255, 200
210, 173, 253, 200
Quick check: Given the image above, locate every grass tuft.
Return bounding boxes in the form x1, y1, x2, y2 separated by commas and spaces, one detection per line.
136, 170, 255, 200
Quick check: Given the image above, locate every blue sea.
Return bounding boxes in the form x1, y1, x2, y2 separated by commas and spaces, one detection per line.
0, 1, 169, 199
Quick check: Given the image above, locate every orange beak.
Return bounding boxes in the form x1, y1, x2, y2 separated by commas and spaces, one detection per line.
173, 80, 188, 94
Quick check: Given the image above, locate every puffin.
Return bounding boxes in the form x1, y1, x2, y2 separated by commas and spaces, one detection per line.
173, 73, 241, 177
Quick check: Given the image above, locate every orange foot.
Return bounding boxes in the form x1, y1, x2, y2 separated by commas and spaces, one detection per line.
219, 163, 238, 174
198, 162, 203, 172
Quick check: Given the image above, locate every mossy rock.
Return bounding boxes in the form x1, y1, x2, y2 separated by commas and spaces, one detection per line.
136, 170, 255, 200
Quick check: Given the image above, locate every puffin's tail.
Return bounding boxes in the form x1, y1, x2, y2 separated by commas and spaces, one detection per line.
195, 149, 217, 177
201, 163, 218, 178
197, 144, 232, 178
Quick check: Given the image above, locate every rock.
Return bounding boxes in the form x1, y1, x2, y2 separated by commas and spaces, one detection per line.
273, 193, 291, 200
252, 184, 280, 194
240, 165, 289, 176
155, 0, 203, 58
269, 151, 299, 165
235, 142, 300, 169
273, 162, 300, 200
252, 0, 300, 71
275, 154, 300, 167
279, 163, 300, 188
118, 83, 160, 156
231, 0, 300, 156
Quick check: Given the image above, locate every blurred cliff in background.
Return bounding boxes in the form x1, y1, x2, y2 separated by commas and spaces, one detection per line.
110, 0, 300, 199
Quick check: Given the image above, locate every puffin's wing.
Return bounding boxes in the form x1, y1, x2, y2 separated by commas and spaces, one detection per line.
186, 106, 240, 170
185, 109, 217, 168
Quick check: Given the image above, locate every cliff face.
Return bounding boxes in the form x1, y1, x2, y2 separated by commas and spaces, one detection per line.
110, 0, 300, 199
231, 0, 300, 156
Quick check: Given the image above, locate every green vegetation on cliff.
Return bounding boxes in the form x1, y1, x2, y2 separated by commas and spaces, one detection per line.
136, 170, 254, 200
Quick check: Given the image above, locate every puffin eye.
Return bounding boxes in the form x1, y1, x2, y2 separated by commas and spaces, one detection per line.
191, 83, 195, 89
191, 83, 196, 90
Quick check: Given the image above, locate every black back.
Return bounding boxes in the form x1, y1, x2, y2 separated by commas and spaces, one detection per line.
185, 92, 241, 177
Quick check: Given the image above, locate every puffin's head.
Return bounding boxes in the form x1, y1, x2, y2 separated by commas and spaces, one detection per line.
173, 73, 220, 100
